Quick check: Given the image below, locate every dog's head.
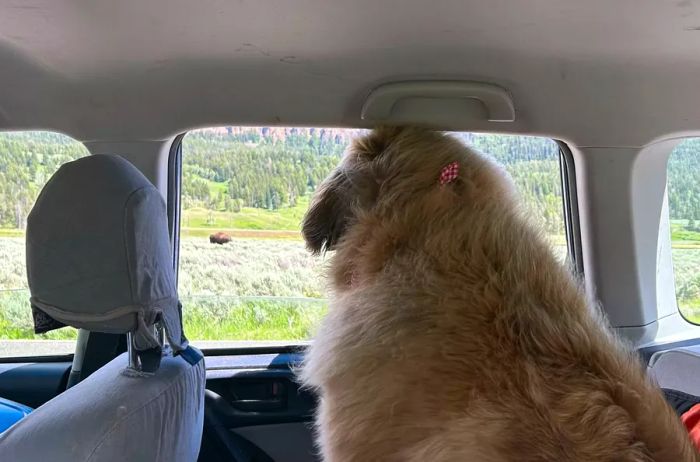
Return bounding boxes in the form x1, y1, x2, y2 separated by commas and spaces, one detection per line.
302, 126, 511, 255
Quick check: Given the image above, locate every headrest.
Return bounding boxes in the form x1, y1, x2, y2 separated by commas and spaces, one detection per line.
26, 155, 198, 369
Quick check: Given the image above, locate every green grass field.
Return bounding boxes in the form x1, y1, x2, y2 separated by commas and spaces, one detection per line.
0, 290, 326, 343
671, 221, 700, 244
0, 229, 24, 238
181, 196, 309, 237
0, 231, 330, 344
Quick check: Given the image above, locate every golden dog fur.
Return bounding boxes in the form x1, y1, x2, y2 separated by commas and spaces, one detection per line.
300, 126, 699, 462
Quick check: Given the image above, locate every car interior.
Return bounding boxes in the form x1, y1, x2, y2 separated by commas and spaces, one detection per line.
1, 1, 700, 461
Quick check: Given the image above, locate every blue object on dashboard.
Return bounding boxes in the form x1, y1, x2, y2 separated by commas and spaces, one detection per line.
0, 397, 32, 433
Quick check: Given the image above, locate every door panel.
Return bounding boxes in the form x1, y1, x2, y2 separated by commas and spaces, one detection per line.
234, 423, 318, 462
200, 352, 319, 462
0, 362, 71, 408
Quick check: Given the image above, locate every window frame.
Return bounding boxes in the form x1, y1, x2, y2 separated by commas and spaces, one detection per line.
167, 132, 311, 356
168, 129, 582, 352
168, 133, 185, 283
557, 141, 584, 275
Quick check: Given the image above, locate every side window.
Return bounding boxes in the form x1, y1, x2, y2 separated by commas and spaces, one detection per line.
179, 128, 569, 347
668, 139, 700, 324
0, 132, 89, 358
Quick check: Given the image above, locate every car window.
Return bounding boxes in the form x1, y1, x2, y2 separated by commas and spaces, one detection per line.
668, 139, 700, 324
179, 128, 568, 347
0, 132, 89, 358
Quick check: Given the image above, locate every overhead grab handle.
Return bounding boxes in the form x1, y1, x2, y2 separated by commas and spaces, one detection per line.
361, 81, 516, 123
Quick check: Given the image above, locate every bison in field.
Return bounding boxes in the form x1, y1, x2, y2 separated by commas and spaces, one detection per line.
209, 232, 232, 245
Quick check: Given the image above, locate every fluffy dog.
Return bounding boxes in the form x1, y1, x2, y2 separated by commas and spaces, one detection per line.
300, 126, 699, 461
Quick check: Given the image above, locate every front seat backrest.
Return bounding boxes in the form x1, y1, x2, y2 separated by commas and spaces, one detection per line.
0, 351, 205, 461
0, 155, 205, 462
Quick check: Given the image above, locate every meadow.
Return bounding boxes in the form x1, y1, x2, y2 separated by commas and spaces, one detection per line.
2, 206, 700, 346
180, 196, 309, 238
2, 225, 700, 346
0, 234, 329, 343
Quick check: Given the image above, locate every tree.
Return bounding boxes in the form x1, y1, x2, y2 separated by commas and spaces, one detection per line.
11, 128, 686, 244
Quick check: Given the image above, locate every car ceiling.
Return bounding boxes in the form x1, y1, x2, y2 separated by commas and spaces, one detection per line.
1, 0, 700, 146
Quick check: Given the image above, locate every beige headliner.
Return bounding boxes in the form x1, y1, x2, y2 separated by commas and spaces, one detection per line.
1, 0, 699, 146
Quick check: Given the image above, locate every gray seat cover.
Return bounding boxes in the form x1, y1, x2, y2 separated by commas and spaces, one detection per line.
26, 154, 191, 363
0, 352, 205, 462
648, 345, 700, 396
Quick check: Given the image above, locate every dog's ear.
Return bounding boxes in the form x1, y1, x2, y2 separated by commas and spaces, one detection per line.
302, 168, 354, 254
